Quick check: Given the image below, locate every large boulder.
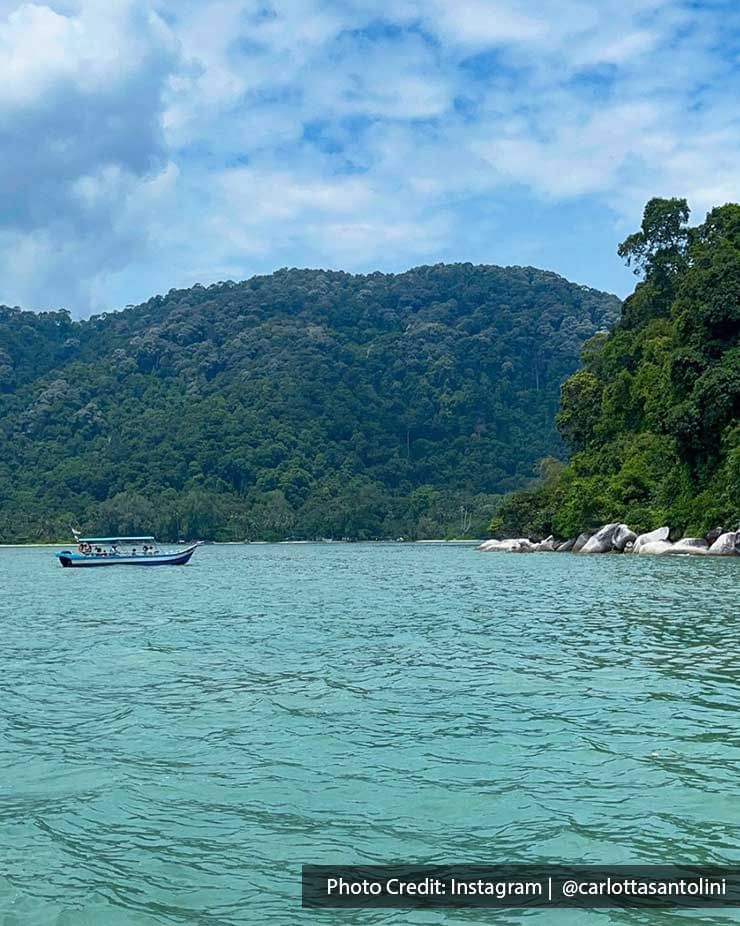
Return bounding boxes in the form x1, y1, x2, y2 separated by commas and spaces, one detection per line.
580, 524, 621, 554
705, 526, 724, 545
671, 538, 709, 555
510, 539, 537, 553
613, 524, 637, 552
535, 535, 558, 552
477, 539, 500, 551
708, 532, 739, 556
478, 538, 537, 553
556, 538, 575, 553
638, 540, 674, 555
633, 527, 670, 554
572, 532, 592, 553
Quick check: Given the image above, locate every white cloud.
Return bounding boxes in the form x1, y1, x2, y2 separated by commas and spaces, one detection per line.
0, 0, 738, 313
0, 0, 181, 310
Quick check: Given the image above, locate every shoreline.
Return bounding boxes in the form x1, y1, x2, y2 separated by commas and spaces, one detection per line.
0, 539, 484, 548
479, 523, 740, 558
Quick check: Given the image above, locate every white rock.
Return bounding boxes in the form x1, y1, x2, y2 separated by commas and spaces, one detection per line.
509, 539, 537, 553
671, 538, 709, 555
613, 524, 637, 552
477, 539, 501, 551
478, 538, 536, 553
637, 540, 674, 555
708, 531, 739, 556
633, 527, 670, 553
535, 535, 558, 552
580, 523, 620, 554
572, 532, 592, 554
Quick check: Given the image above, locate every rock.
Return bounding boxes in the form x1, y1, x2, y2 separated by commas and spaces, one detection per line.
580, 523, 621, 554
510, 539, 537, 553
613, 524, 637, 552
556, 538, 575, 552
633, 527, 670, 554
708, 531, 739, 556
478, 538, 536, 553
477, 539, 499, 551
535, 535, 557, 552
705, 526, 724, 545
671, 538, 709, 555
481, 538, 536, 553
638, 540, 675, 555
572, 532, 592, 554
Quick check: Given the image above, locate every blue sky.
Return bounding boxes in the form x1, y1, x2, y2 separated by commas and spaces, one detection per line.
1, 0, 738, 316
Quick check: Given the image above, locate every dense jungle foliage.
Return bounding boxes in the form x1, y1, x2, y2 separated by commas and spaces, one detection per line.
493, 199, 740, 540
0, 263, 619, 542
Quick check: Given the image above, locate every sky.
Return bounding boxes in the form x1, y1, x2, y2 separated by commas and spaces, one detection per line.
1, 0, 739, 317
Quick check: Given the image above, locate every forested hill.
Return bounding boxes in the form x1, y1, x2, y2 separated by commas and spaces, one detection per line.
494, 200, 740, 540
0, 264, 619, 542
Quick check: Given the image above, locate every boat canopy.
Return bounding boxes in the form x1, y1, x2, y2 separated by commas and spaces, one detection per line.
78, 536, 155, 543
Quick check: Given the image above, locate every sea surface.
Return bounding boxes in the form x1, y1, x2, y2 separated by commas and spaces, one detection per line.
1, 543, 739, 926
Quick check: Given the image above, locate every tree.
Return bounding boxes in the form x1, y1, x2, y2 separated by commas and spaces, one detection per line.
0, 265, 619, 541
555, 371, 603, 451
618, 197, 691, 325
617, 197, 690, 281
495, 197, 740, 539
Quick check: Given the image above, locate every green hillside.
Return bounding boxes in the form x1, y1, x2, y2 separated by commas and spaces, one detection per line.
0, 264, 619, 542
494, 199, 740, 540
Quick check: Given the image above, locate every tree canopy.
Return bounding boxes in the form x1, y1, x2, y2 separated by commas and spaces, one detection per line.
0, 263, 619, 542
494, 199, 740, 540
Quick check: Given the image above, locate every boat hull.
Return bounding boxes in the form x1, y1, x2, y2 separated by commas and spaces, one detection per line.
57, 545, 198, 568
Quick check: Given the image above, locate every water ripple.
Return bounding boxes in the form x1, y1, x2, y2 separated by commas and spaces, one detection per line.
1, 544, 739, 924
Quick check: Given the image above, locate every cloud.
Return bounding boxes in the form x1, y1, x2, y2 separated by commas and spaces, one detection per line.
0, 0, 738, 313
0, 0, 180, 310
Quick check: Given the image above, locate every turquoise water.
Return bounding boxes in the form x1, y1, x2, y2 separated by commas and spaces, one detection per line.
1, 543, 739, 926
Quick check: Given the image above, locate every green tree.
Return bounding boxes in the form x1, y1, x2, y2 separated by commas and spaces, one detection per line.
494, 198, 740, 540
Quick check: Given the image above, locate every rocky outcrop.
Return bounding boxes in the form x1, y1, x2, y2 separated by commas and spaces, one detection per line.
580, 524, 621, 554
637, 540, 675, 555
708, 531, 739, 556
633, 527, 670, 554
671, 538, 709, 554
705, 526, 724, 545
572, 532, 591, 553
478, 538, 536, 553
478, 525, 737, 558
613, 524, 637, 552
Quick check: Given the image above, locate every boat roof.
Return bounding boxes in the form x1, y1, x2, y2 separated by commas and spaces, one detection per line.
79, 536, 155, 543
